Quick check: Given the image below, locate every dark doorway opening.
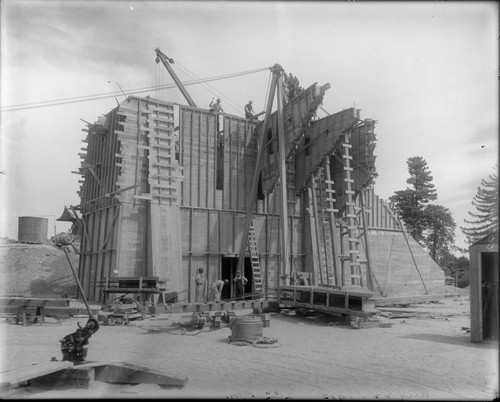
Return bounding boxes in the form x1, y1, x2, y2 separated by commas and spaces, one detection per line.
481, 252, 499, 340
221, 256, 253, 300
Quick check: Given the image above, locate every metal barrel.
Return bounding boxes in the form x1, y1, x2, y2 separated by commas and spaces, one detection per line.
230, 316, 263, 342
18, 216, 48, 243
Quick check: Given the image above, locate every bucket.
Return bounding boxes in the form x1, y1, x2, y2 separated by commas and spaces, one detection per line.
230, 315, 263, 342
18, 216, 48, 243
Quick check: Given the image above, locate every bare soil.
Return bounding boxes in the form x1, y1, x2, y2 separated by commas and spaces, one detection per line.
0, 239, 79, 297
0, 295, 498, 400
0, 240, 498, 400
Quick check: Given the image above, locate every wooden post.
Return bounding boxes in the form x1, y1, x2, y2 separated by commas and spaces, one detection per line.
324, 156, 339, 286
396, 215, 429, 295
307, 187, 319, 286
276, 73, 289, 285
359, 188, 374, 291
310, 174, 324, 284
237, 64, 281, 276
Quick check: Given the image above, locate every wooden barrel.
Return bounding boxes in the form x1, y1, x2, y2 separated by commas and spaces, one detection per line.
18, 216, 48, 243
230, 315, 263, 342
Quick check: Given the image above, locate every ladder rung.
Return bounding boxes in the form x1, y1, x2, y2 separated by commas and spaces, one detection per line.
324, 180, 335, 185
348, 238, 359, 242
345, 190, 355, 195
343, 155, 353, 160
349, 250, 359, 254
344, 178, 354, 183
343, 167, 353, 171
342, 143, 352, 148
325, 208, 338, 213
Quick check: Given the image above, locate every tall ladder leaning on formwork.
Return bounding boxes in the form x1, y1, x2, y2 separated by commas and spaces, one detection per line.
322, 156, 340, 286
310, 166, 337, 286
247, 222, 263, 294
341, 125, 363, 287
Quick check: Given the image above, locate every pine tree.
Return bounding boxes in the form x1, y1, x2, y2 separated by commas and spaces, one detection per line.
389, 156, 437, 242
283, 72, 304, 103
461, 166, 498, 244
423, 204, 456, 262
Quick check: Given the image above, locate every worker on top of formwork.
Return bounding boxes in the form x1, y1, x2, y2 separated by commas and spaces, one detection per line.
209, 98, 224, 113
245, 100, 254, 119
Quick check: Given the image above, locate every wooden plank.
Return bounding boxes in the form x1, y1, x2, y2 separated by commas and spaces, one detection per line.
372, 293, 459, 307
0, 298, 71, 307
0, 361, 74, 389
92, 362, 187, 386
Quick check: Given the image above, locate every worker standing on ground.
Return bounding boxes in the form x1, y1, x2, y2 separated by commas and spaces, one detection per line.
195, 267, 206, 303
210, 279, 229, 302
233, 271, 248, 300
244, 100, 254, 119
209, 98, 224, 113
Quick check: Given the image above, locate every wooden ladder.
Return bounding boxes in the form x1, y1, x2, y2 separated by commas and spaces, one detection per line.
312, 168, 336, 286
323, 156, 340, 286
342, 129, 363, 287
248, 222, 263, 294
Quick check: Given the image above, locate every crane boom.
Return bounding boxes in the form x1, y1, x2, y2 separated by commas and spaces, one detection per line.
155, 47, 197, 107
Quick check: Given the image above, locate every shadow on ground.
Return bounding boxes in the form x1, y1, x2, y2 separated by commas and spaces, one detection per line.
399, 333, 498, 348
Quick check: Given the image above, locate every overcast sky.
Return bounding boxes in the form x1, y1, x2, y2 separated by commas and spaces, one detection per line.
0, 1, 498, 252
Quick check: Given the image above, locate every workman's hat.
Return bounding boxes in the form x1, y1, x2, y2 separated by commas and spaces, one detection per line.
249, 100, 252, 103
217, 98, 221, 101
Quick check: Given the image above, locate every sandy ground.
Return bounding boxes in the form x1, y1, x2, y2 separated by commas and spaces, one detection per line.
0, 295, 498, 400
0, 241, 79, 297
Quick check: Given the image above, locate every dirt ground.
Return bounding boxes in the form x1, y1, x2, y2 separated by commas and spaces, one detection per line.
0, 294, 498, 400
0, 239, 79, 297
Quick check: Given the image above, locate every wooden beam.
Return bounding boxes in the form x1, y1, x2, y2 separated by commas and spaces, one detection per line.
0, 361, 74, 390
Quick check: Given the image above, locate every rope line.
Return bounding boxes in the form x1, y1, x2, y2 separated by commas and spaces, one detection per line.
173, 61, 246, 115
2, 67, 270, 112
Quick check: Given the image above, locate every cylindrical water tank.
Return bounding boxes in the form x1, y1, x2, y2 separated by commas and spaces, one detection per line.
230, 315, 263, 342
18, 216, 48, 243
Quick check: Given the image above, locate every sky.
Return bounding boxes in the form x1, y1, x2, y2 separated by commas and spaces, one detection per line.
0, 0, 498, 253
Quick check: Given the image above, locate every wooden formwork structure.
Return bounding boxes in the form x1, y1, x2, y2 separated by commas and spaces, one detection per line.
75, 78, 444, 306
75, 88, 321, 303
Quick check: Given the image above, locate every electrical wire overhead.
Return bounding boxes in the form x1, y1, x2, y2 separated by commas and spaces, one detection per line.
1, 67, 270, 113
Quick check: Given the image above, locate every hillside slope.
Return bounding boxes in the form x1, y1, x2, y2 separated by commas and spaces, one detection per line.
0, 239, 79, 297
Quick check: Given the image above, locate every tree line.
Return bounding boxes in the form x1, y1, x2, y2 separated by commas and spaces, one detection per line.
389, 157, 498, 287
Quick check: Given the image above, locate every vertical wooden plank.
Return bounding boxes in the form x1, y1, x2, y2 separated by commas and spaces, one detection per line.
189, 111, 194, 207
108, 204, 120, 281
197, 112, 203, 207
205, 114, 211, 208
470, 250, 481, 342
189, 207, 193, 302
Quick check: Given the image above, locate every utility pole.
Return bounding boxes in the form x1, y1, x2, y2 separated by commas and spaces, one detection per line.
276, 74, 289, 285
237, 64, 284, 279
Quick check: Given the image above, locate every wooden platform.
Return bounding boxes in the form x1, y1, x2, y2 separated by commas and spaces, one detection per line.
277, 285, 375, 317
155, 299, 272, 314
0, 297, 71, 325
371, 292, 462, 307
0, 361, 73, 391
